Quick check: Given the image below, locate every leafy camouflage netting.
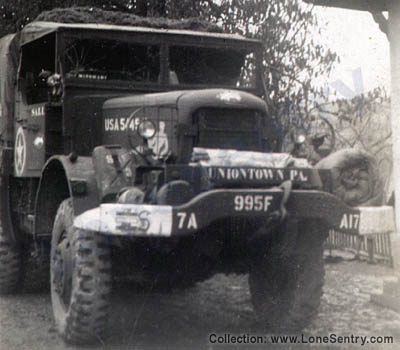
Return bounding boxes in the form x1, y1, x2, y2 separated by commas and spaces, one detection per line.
34, 7, 222, 33
316, 148, 384, 207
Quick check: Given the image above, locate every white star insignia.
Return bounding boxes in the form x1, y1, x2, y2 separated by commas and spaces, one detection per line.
15, 129, 26, 174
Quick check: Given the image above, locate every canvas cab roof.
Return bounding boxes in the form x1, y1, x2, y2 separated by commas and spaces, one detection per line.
20, 21, 261, 46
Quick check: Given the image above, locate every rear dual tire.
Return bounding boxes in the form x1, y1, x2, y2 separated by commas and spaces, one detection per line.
0, 224, 21, 294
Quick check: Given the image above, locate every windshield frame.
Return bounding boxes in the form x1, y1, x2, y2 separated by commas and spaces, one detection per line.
57, 28, 263, 94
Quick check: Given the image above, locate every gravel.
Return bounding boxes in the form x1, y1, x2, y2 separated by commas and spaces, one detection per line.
1, 252, 399, 350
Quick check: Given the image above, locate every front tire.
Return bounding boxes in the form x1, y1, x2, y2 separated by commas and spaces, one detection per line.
51, 199, 112, 344
249, 220, 327, 331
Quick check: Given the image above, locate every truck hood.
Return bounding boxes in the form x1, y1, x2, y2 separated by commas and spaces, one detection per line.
103, 88, 267, 114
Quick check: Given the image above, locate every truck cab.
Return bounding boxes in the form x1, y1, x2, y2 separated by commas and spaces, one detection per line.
15, 22, 267, 171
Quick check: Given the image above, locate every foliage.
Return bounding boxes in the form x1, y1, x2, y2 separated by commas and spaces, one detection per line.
0, 1, 128, 37
0, 0, 338, 132
145, 0, 339, 131
209, 1, 339, 131
35, 7, 221, 32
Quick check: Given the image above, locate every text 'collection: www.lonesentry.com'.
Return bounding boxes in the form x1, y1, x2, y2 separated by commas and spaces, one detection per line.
208, 333, 394, 346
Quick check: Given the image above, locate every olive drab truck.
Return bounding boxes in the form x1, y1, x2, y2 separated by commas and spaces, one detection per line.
0, 20, 394, 344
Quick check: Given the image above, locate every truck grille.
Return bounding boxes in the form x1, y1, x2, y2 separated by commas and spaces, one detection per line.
195, 108, 262, 151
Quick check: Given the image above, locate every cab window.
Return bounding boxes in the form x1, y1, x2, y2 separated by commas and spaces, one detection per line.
19, 34, 56, 105
63, 38, 160, 83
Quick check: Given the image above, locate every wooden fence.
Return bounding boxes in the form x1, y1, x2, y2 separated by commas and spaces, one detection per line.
325, 230, 393, 266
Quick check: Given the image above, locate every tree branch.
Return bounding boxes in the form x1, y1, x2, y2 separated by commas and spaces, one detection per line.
370, 12, 389, 38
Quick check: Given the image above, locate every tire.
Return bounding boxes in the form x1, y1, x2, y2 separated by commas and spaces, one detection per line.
0, 224, 21, 294
316, 148, 383, 206
50, 199, 112, 344
249, 220, 327, 331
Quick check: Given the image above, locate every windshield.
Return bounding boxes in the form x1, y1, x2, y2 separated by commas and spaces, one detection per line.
62, 35, 259, 90
63, 38, 160, 82
169, 46, 257, 89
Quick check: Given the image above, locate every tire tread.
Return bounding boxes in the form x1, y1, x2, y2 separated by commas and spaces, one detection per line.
51, 199, 111, 344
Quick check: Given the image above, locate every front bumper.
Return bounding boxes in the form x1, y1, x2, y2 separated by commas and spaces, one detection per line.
74, 188, 395, 237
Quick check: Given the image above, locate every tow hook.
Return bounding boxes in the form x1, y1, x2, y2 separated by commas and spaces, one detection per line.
271, 180, 292, 221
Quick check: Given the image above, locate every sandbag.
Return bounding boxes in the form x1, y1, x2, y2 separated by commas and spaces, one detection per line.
316, 149, 383, 207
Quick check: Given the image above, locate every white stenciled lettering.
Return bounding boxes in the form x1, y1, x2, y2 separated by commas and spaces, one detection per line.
31, 106, 45, 117
299, 171, 308, 181
187, 213, 198, 229
290, 170, 298, 180
263, 196, 273, 211
234, 195, 273, 212
255, 169, 263, 180
177, 212, 198, 230
234, 195, 244, 211
104, 117, 146, 132
208, 167, 309, 183
290, 169, 308, 182
104, 118, 113, 131
77, 73, 107, 80
263, 168, 275, 179
240, 168, 247, 179
248, 168, 256, 180
120, 118, 126, 131
177, 212, 186, 229
340, 214, 360, 230
227, 168, 240, 180
340, 215, 347, 229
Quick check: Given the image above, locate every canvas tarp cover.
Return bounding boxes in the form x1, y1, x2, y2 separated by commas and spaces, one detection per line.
0, 34, 18, 146
19, 21, 250, 46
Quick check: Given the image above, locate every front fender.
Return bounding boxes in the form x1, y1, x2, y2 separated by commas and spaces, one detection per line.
92, 145, 138, 202
34, 155, 99, 237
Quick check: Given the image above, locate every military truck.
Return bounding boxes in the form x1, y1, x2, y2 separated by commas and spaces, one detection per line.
0, 19, 385, 344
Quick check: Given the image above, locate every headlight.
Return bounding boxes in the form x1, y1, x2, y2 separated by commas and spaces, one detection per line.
138, 120, 156, 139
296, 134, 306, 144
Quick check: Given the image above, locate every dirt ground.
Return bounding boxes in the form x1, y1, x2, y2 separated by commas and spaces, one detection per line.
1, 251, 400, 350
